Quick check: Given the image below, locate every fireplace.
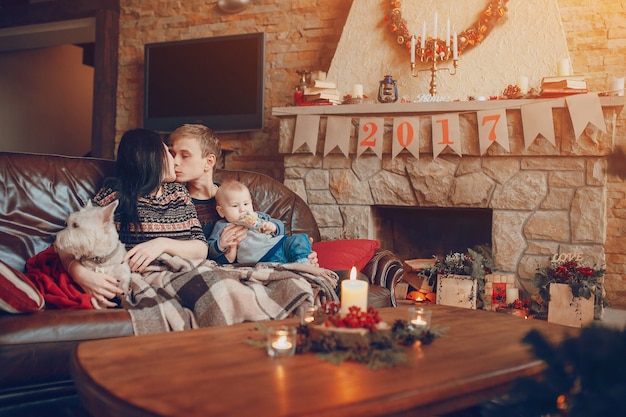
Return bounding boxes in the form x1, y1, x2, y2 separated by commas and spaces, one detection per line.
274, 98, 622, 293
372, 206, 492, 262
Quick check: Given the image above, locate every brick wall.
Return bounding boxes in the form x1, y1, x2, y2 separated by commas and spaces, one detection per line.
116, 0, 626, 306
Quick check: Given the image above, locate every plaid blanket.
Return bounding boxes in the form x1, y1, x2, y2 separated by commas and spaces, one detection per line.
122, 255, 339, 335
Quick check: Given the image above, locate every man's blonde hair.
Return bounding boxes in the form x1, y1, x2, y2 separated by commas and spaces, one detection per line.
169, 124, 222, 161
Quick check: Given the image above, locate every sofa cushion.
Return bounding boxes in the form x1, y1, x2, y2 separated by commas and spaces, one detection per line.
313, 239, 380, 271
0, 260, 44, 313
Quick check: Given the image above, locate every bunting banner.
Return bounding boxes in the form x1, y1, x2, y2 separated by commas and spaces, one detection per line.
565, 93, 607, 141
324, 116, 351, 157
357, 117, 384, 159
292, 114, 320, 154
521, 100, 556, 149
477, 108, 509, 155
289, 93, 607, 159
431, 113, 462, 158
392, 117, 420, 159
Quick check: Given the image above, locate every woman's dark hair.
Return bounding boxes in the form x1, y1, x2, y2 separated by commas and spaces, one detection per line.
112, 128, 167, 232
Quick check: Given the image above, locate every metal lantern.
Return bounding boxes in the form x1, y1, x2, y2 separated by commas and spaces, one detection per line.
377, 75, 398, 103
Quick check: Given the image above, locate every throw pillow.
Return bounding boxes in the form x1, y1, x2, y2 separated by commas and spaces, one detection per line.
0, 260, 45, 313
312, 239, 379, 271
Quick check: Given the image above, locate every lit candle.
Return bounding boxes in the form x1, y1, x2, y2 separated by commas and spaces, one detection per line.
410, 35, 415, 64
340, 266, 368, 316
421, 21, 426, 49
453, 31, 458, 59
411, 317, 428, 327
433, 11, 438, 39
271, 334, 292, 351
446, 18, 450, 47
506, 288, 519, 305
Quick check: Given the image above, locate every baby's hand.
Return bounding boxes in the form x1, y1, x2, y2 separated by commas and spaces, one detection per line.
261, 221, 277, 235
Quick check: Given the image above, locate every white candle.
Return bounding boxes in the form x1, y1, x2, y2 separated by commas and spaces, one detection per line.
446, 18, 450, 47
352, 84, 363, 98
433, 11, 438, 39
411, 317, 428, 327
516, 76, 529, 94
271, 335, 292, 350
421, 21, 426, 49
453, 31, 458, 59
340, 266, 368, 316
506, 288, 519, 305
557, 58, 571, 76
410, 35, 415, 64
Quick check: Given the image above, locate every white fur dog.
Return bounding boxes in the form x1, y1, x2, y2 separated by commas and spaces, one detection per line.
54, 200, 131, 304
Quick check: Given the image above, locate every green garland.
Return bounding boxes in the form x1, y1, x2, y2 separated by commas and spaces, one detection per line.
246, 320, 447, 370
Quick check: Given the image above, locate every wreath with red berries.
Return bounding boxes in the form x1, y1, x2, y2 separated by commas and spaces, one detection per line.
384, 0, 509, 61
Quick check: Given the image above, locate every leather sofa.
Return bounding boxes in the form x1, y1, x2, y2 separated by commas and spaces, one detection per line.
0, 151, 404, 411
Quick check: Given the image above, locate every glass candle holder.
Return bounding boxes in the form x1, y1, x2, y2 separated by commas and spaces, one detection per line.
408, 307, 432, 331
266, 326, 297, 358
300, 305, 319, 325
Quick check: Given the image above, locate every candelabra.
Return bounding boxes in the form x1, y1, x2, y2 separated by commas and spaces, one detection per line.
411, 40, 458, 97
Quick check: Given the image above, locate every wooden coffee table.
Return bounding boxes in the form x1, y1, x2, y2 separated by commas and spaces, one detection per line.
72, 305, 577, 417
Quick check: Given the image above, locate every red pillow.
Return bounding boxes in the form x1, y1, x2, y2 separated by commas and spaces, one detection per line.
312, 239, 379, 271
0, 260, 45, 313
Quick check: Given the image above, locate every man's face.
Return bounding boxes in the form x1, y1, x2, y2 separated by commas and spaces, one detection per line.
169, 136, 211, 183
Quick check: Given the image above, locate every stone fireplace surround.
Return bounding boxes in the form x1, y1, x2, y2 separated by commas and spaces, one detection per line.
274, 97, 624, 294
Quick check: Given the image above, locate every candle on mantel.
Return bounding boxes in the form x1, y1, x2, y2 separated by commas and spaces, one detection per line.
453, 31, 458, 60
445, 18, 450, 47
340, 266, 368, 316
271, 334, 292, 351
506, 288, 520, 305
421, 21, 426, 49
410, 35, 416, 64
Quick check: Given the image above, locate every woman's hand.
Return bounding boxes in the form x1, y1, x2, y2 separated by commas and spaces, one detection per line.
124, 238, 169, 272
68, 261, 123, 309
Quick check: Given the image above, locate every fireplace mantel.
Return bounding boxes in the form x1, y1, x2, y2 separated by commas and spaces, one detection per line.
272, 96, 624, 117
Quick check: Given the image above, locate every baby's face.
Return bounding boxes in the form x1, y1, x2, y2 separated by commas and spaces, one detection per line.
218, 189, 254, 222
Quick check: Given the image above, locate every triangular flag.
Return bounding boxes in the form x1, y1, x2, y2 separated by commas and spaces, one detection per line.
292, 114, 320, 154
431, 113, 461, 158
392, 117, 420, 159
521, 100, 556, 149
357, 118, 384, 159
324, 117, 351, 157
477, 109, 509, 155
565, 93, 607, 140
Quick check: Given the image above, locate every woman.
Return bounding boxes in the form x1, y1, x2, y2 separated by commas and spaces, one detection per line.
58, 128, 208, 308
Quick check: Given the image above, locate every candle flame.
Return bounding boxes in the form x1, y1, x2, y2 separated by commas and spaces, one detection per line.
349, 266, 357, 281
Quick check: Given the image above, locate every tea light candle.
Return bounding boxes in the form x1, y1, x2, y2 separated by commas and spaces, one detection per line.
517, 76, 529, 94
340, 266, 368, 316
557, 58, 571, 77
352, 84, 363, 98
506, 288, 519, 305
272, 334, 292, 351
408, 306, 432, 330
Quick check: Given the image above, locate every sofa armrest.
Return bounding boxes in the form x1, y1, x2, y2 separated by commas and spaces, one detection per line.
360, 248, 404, 307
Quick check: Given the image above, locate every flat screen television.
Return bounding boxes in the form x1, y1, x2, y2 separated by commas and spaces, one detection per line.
143, 32, 265, 133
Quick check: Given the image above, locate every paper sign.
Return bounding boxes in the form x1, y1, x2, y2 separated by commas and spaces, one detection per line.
392, 117, 420, 159
324, 116, 351, 157
292, 115, 320, 154
357, 117, 384, 158
477, 108, 509, 155
431, 113, 461, 157
521, 100, 556, 149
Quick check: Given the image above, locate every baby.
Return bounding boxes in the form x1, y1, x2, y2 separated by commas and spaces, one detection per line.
208, 180, 313, 265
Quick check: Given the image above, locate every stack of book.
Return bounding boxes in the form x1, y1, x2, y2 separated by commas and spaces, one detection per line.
539, 75, 588, 98
300, 79, 342, 106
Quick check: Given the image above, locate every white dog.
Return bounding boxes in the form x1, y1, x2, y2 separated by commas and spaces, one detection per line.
54, 200, 131, 306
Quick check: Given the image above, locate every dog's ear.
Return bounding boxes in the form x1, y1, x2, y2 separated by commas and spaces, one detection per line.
101, 200, 119, 224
